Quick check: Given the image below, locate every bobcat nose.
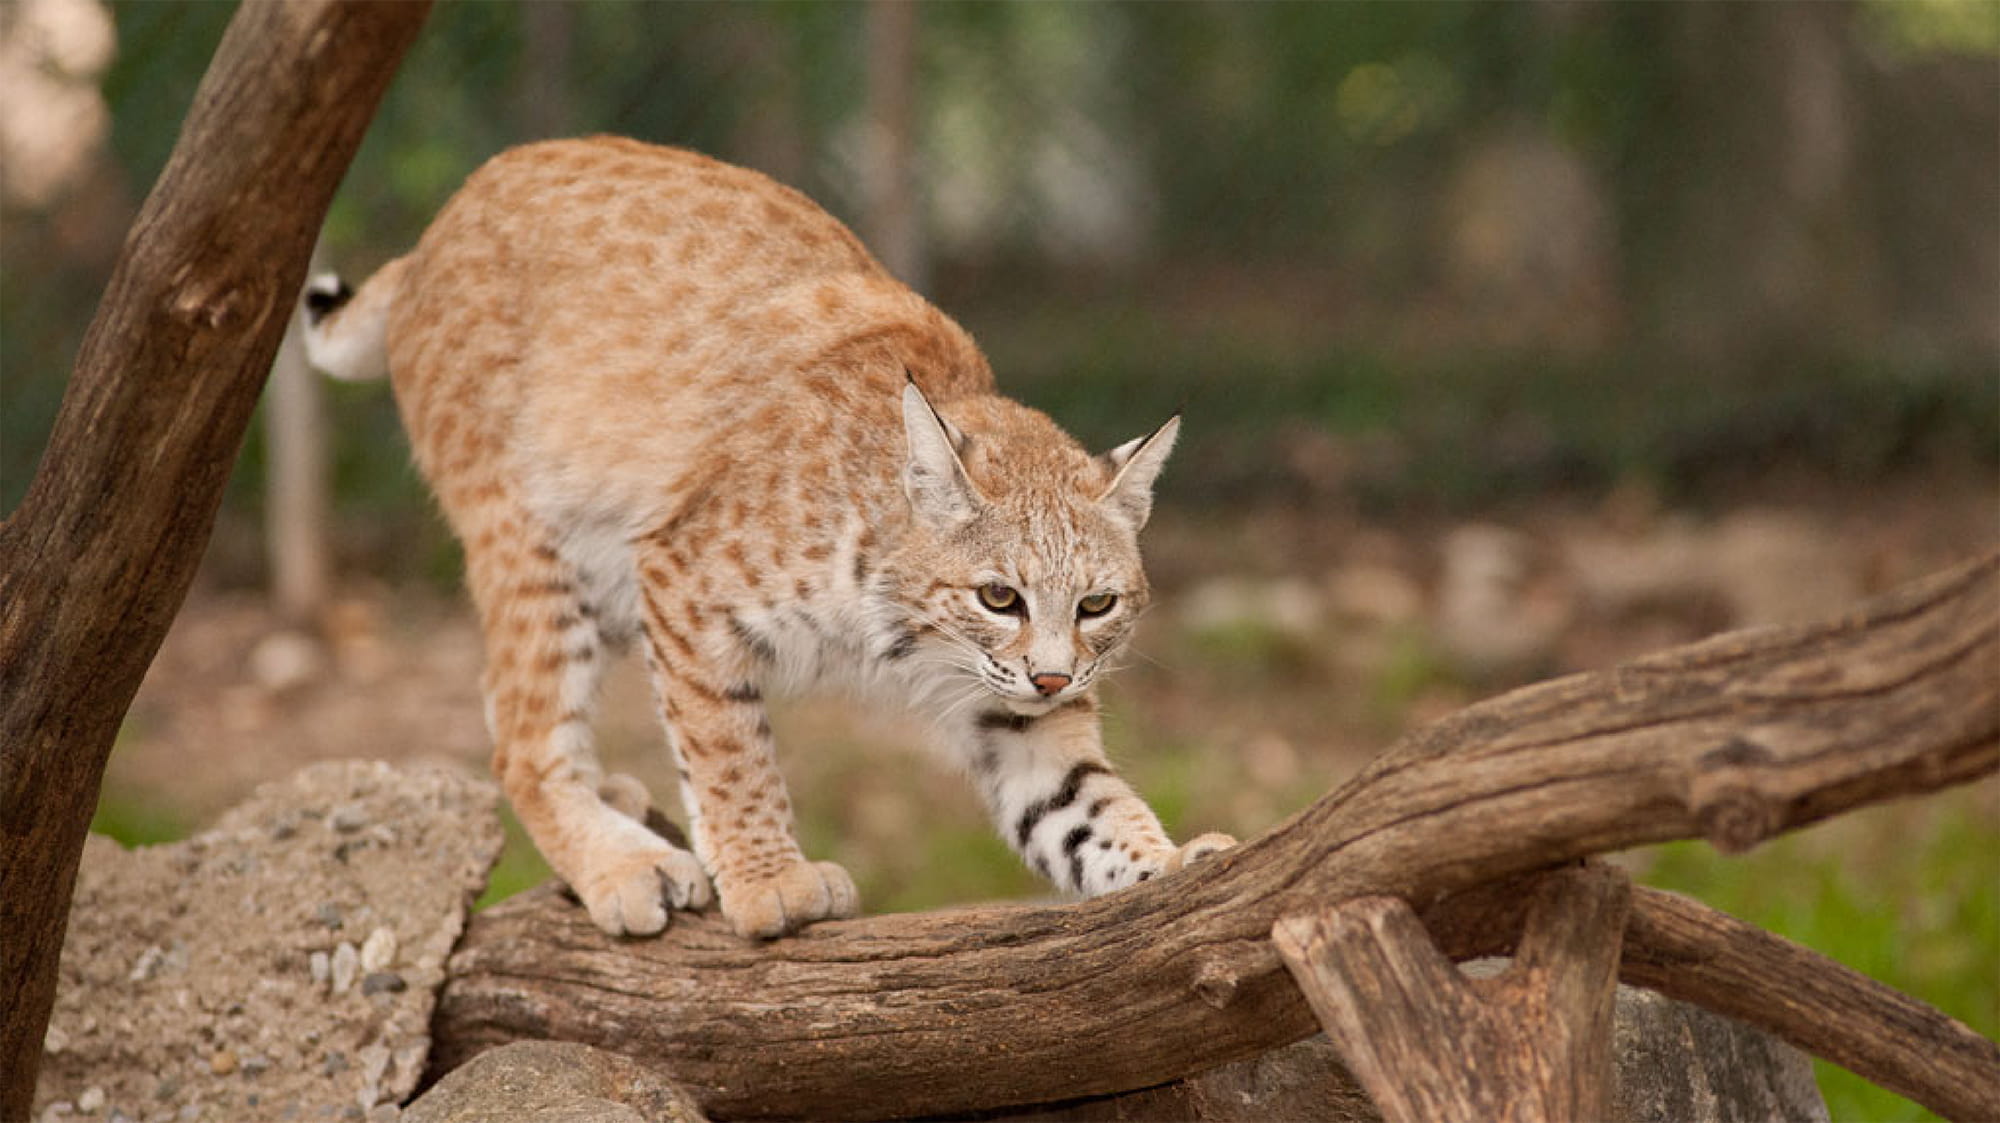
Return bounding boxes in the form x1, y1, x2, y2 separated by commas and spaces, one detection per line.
1029, 672, 1071, 697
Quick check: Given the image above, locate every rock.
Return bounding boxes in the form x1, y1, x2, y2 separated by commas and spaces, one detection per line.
1613, 985, 1828, 1123
1005, 978, 1824, 1122
247, 628, 326, 693
332, 940, 361, 994
402, 1041, 709, 1123
361, 925, 399, 971
1180, 576, 1326, 641
1434, 523, 1571, 676
33, 760, 503, 1121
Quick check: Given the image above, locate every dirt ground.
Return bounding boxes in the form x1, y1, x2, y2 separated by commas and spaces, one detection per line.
105, 473, 1997, 899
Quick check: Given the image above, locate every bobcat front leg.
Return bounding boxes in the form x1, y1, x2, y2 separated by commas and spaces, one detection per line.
958, 698, 1235, 895
635, 545, 858, 939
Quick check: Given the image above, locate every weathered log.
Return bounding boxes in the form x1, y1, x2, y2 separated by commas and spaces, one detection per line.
434, 552, 1998, 1120
1273, 864, 1629, 1123
0, 2, 429, 1115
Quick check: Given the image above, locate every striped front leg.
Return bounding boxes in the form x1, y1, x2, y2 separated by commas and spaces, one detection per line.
635, 544, 858, 940
958, 699, 1234, 896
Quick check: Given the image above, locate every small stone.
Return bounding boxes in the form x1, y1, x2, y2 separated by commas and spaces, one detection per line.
241, 1053, 271, 1077
77, 1087, 105, 1112
309, 949, 330, 985
360, 971, 406, 996
36, 1103, 73, 1123
43, 1022, 67, 1054
328, 803, 369, 833
316, 902, 345, 929
359, 926, 397, 971
330, 941, 360, 994
210, 1048, 239, 1075
128, 944, 167, 983
247, 629, 324, 692
323, 1050, 349, 1076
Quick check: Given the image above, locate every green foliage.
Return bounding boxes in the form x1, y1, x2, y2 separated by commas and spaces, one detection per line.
88, 787, 192, 849
1636, 793, 1999, 1122
475, 805, 554, 912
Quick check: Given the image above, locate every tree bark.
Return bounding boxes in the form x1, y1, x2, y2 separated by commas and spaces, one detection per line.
435, 552, 1998, 1121
1273, 864, 1628, 1123
0, 2, 428, 1116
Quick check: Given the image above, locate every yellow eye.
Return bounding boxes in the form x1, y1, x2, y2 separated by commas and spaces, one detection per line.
977, 583, 1021, 613
1078, 592, 1117, 617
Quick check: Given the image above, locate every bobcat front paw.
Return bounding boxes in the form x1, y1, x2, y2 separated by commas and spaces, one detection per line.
573, 831, 713, 937
1165, 832, 1237, 873
718, 859, 859, 940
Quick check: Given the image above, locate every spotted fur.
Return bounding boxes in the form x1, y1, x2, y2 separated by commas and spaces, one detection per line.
304, 137, 1234, 940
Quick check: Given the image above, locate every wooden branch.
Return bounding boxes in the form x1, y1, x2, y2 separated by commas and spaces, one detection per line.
0, 2, 428, 1115
435, 552, 1998, 1120
1273, 864, 1629, 1123
1422, 868, 2000, 1122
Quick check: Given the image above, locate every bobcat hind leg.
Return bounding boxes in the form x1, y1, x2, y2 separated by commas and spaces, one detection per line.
468, 499, 711, 936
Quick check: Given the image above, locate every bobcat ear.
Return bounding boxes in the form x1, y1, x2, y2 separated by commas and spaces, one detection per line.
1098, 414, 1179, 531
901, 380, 982, 528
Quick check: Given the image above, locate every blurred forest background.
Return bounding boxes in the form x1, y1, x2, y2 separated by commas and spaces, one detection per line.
3, 2, 1995, 1118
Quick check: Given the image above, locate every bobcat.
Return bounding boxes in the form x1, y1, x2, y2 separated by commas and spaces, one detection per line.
303, 136, 1233, 939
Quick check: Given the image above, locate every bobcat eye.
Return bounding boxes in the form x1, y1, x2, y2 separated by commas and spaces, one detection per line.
977, 583, 1022, 614
1078, 592, 1117, 617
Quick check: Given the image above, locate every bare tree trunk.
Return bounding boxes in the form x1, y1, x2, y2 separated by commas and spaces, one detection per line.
434, 553, 1998, 1121
515, 0, 574, 139
0, 3, 428, 1115
864, 0, 925, 291
265, 249, 331, 626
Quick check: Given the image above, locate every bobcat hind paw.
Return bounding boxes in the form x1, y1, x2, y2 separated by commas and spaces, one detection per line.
574, 837, 713, 938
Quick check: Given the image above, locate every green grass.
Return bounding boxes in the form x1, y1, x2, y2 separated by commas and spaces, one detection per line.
475, 804, 555, 911
88, 788, 193, 848
1633, 792, 1998, 1122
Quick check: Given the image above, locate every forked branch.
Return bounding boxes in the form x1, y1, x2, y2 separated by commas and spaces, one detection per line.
1274, 863, 1630, 1123
436, 552, 1998, 1120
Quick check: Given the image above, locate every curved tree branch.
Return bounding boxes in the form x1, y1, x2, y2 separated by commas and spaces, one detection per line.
0, 2, 429, 1115
436, 552, 1998, 1120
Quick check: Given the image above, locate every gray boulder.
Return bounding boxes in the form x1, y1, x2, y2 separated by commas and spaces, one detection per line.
34, 760, 503, 1122
402, 1041, 708, 1123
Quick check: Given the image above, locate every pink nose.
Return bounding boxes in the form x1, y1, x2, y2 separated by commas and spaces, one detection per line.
1030, 672, 1071, 697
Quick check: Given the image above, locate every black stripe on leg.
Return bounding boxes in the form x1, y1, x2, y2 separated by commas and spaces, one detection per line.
729, 614, 778, 663
1013, 761, 1111, 849
1062, 825, 1094, 891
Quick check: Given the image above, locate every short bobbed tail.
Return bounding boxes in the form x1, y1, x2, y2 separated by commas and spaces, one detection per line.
301, 256, 408, 382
